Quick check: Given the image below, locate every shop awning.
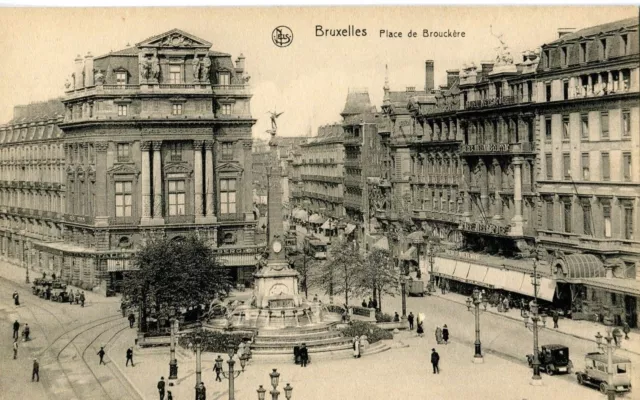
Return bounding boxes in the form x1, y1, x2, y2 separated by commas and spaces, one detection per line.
406, 230, 426, 243
309, 214, 325, 224
466, 264, 489, 285
344, 223, 356, 235
538, 278, 557, 302
561, 254, 606, 279
373, 236, 389, 251
321, 219, 332, 230
295, 209, 309, 221
572, 277, 640, 297
436, 257, 457, 277
453, 262, 471, 280
504, 270, 525, 293
484, 266, 505, 288
399, 246, 418, 262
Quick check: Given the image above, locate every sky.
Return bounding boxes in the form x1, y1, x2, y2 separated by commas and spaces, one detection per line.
0, 6, 636, 140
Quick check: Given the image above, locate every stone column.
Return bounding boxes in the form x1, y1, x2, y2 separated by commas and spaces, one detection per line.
479, 158, 489, 216
242, 140, 254, 221
94, 142, 109, 227
607, 71, 613, 93
140, 141, 153, 224
587, 75, 593, 96
510, 157, 524, 236
194, 140, 205, 222
461, 159, 472, 221
204, 141, 216, 222
492, 158, 503, 221
151, 141, 163, 223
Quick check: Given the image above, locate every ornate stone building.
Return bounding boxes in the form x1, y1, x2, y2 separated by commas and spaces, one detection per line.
535, 18, 640, 327
1, 29, 261, 291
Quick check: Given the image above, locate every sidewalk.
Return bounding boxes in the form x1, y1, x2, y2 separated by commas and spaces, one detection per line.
430, 290, 640, 356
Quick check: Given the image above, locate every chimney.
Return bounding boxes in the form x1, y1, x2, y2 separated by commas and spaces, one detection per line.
446, 70, 459, 88
235, 53, 245, 73
425, 60, 434, 93
74, 54, 84, 89
84, 52, 94, 87
557, 28, 576, 39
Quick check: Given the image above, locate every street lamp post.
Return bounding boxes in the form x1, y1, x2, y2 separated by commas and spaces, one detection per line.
216, 344, 249, 400
23, 239, 29, 284
168, 310, 178, 380
595, 328, 623, 400
521, 256, 547, 386
466, 288, 488, 363
257, 369, 293, 400
427, 243, 435, 292
302, 198, 312, 299
400, 274, 407, 318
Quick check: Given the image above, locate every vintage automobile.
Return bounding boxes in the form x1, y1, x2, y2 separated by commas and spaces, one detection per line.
32, 278, 53, 297
407, 279, 427, 297
50, 282, 69, 302
576, 352, 632, 394
526, 344, 573, 375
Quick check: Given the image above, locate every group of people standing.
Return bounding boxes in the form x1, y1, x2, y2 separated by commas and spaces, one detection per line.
67, 289, 86, 307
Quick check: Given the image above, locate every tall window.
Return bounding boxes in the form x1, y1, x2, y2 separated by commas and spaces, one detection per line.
623, 204, 634, 240
622, 110, 631, 137
621, 34, 629, 55
563, 81, 569, 100
545, 83, 552, 102
601, 152, 610, 181
115, 181, 132, 217
560, 47, 567, 66
545, 154, 553, 179
168, 180, 186, 216
562, 116, 570, 140
116, 72, 127, 86
545, 117, 552, 141
117, 143, 130, 162
580, 42, 587, 63
623, 152, 632, 182
546, 199, 554, 230
563, 153, 571, 180
563, 200, 572, 233
221, 142, 233, 160
582, 200, 592, 236
581, 114, 589, 139
169, 65, 181, 84
221, 104, 232, 115
581, 152, 590, 180
603, 203, 612, 238
543, 50, 550, 68
600, 112, 609, 139
172, 104, 183, 115
600, 38, 607, 59
117, 105, 128, 116
220, 179, 237, 215
217, 72, 231, 86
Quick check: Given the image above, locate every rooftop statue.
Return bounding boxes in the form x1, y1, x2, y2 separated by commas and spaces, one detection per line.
268, 110, 284, 132
490, 25, 514, 65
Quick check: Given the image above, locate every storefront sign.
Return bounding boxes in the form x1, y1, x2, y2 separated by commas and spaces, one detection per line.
459, 221, 510, 236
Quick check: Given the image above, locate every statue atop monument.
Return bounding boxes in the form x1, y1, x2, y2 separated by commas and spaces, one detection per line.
268, 110, 284, 132
490, 25, 514, 66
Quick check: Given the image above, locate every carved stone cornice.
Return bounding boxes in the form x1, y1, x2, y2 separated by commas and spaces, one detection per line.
140, 141, 152, 151
95, 142, 109, 152
152, 141, 163, 151
204, 141, 214, 150
193, 140, 204, 150
241, 140, 253, 149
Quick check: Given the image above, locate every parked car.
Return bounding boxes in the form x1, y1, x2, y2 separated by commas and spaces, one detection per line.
407, 279, 426, 297
576, 352, 632, 394
526, 344, 573, 375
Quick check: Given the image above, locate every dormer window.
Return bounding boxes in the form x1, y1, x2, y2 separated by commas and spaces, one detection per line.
116, 72, 127, 86
621, 34, 629, 55
543, 50, 550, 68
600, 38, 607, 59
560, 47, 567, 66
580, 42, 587, 63
169, 65, 182, 84
217, 72, 231, 86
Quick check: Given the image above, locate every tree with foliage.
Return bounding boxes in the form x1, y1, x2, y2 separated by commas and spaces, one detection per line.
122, 235, 232, 332
313, 237, 364, 307
361, 247, 400, 312
288, 250, 320, 299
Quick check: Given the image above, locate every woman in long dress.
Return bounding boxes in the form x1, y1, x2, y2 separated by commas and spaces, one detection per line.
353, 336, 361, 358
435, 326, 443, 344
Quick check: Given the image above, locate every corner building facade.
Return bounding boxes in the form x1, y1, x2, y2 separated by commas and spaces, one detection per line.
2, 29, 260, 291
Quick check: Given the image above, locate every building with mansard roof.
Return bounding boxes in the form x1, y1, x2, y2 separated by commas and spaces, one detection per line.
0, 29, 261, 291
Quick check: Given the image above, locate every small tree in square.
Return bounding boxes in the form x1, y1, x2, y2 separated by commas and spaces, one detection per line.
313, 237, 364, 307
122, 235, 232, 332
362, 247, 400, 312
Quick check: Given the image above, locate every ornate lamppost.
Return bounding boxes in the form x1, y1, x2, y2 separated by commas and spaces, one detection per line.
521, 256, 547, 386
257, 369, 293, 400
466, 287, 488, 363
595, 328, 623, 400
168, 309, 178, 379
215, 344, 249, 400
187, 332, 203, 390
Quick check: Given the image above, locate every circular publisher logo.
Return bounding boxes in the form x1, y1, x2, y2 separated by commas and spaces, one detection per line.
272, 26, 293, 48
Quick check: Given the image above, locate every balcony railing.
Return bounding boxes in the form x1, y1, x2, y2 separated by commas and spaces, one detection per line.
465, 95, 528, 110
460, 142, 535, 155
158, 84, 197, 90
212, 84, 250, 95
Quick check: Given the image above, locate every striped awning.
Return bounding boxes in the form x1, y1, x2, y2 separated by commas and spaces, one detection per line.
309, 214, 325, 224
436, 257, 457, 276
466, 264, 489, 285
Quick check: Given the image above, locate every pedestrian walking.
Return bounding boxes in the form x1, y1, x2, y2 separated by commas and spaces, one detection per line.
417, 322, 424, 337
69, 291, 75, 305
502, 296, 509, 312
214, 357, 222, 381
197, 382, 206, 400
13, 339, 18, 360
435, 326, 443, 344
158, 377, 166, 400
13, 320, 20, 339
431, 349, 440, 374
353, 336, 361, 358
80, 292, 85, 307
128, 313, 136, 328
442, 324, 449, 344
167, 391, 173, 400
13, 292, 20, 306
408, 312, 414, 330
23, 324, 30, 341
32, 358, 40, 382
552, 310, 559, 329
97, 346, 106, 365
416, 312, 425, 337
126, 347, 134, 367
393, 312, 400, 322
613, 328, 622, 346
299, 343, 309, 367
622, 321, 631, 340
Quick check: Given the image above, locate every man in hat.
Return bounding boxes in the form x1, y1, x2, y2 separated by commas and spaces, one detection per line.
407, 312, 415, 330
431, 348, 440, 374
299, 343, 309, 367
32, 358, 40, 382
13, 319, 20, 339
157, 377, 166, 400
126, 347, 134, 367
97, 346, 106, 365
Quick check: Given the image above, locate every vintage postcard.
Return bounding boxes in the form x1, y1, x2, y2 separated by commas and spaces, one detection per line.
0, 6, 638, 400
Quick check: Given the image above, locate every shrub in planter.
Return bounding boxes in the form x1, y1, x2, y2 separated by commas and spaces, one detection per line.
341, 321, 392, 344
179, 330, 250, 353
375, 311, 394, 323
